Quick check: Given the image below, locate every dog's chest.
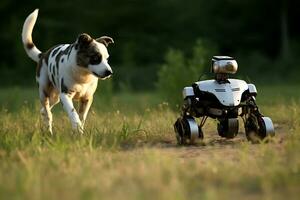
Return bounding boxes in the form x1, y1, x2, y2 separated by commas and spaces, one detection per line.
60, 72, 98, 100
71, 82, 98, 100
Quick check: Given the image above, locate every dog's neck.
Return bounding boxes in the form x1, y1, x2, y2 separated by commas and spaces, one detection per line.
70, 66, 97, 84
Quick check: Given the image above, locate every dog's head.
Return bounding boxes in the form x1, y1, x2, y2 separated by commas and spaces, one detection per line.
75, 33, 114, 79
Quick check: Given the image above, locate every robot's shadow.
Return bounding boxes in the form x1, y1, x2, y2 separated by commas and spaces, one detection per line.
156, 133, 246, 149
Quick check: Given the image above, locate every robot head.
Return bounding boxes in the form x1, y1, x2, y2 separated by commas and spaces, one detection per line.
211, 56, 238, 74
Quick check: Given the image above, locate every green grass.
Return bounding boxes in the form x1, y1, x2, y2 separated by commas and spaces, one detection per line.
0, 85, 300, 200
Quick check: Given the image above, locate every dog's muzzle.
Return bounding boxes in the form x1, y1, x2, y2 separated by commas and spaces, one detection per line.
104, 70, 112, 77
93, 70, 113, 79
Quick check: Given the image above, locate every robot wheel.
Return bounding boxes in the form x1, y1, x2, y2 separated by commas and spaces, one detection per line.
245, 114, 275, 143
174, 116, 203, 145
217, 118, 239, 139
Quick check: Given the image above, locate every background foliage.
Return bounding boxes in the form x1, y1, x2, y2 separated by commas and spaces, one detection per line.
157, 40, 215, 106
0, 0, 299, 91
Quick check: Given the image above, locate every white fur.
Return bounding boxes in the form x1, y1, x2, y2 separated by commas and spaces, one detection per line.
22, 9, 41, 62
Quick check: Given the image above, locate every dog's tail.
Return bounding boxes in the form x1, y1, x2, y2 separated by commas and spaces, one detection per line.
22, 9, 42, 63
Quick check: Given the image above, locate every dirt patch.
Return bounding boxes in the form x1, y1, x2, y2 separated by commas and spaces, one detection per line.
147, 124, 287, 163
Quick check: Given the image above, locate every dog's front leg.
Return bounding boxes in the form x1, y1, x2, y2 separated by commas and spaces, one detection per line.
60, 93, 84, 133
79, 97, 93, 127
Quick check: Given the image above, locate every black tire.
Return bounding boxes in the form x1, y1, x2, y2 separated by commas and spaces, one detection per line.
174, 118, 188, 145
217, 118, 239, 139
174, 117, 202, 145
245, 114, 267, 143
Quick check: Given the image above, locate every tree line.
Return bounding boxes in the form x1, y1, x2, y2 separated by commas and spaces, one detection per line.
0, 0, 298, 88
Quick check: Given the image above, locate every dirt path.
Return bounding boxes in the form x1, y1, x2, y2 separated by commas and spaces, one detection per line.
151, 124, 286, 162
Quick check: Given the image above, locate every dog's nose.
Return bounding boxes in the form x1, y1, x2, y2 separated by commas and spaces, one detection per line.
104, 70, 113, 77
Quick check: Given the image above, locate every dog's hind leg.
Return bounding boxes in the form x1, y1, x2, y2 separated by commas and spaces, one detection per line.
40, 95, 53, 134
79, 97, 93, 128
49, 92, 60, 109
36, 62, 54, 134
39, 90, 59, 135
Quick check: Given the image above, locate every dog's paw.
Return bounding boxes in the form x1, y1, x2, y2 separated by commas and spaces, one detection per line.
48, 127, 54, 135
72, 122, 84, 134
40, 123, 53, 135
77, 126, 84, 134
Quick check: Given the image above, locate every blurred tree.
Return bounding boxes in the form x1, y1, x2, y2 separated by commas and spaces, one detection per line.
157, 39, 215, 107
280, 0, 289, 59
0, 0, 299, 88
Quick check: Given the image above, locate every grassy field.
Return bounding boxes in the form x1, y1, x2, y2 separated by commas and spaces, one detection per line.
0, 85, 299, 200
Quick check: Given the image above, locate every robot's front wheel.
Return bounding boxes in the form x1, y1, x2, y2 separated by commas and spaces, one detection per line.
217, 118, 239, 139
245, 114, 275, 143
174, 116, 203, 145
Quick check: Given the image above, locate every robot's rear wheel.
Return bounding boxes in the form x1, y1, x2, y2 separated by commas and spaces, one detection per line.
174, 116, 203, 145
217, 118, 239, 139
245, 114, 275, 143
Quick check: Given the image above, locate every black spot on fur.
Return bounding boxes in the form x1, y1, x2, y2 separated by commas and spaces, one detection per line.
53, 65, 56, 76
26, 42, 34, 49
55, 56, 60, 70
52, 48, 60, 57
71, 108, 75, 112
49, 64, 52, 74
61, 78, 69, 93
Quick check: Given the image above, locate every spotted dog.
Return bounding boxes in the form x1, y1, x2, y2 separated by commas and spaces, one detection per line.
22, 9, 114, 134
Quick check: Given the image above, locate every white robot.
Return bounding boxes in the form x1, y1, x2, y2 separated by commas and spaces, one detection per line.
174, 56, 275, 144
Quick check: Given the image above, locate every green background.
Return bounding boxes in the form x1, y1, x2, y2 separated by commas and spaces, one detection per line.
1, 0, 299, 90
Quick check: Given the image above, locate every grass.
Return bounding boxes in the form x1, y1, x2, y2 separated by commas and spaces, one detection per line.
0, 85, 300, 200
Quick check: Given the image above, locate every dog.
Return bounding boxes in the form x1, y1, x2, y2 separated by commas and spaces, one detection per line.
22, 9, 114, 134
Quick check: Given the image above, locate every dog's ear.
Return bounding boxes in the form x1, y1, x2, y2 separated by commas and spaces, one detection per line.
77, 33, 93, 48
96, 36, 114, 47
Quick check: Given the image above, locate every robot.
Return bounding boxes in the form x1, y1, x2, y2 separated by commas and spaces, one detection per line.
174, 56, 275, 144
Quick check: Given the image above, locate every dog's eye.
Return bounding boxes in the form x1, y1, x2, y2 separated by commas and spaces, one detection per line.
90, 55, 102, 65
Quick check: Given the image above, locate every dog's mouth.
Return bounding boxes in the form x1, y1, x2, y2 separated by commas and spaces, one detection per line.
92, 72, 101, 78
92, 72, 111, 79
